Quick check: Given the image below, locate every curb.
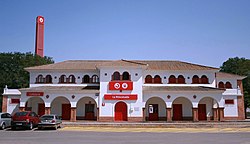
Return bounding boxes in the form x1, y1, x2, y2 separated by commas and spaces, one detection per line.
61, 121, 250, 128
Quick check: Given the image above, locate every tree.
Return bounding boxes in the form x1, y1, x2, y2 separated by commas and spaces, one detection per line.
220, 57, 250, 118
0, 52, 54, 111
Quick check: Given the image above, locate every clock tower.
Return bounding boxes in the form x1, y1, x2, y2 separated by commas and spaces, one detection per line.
35, 16, 44, 57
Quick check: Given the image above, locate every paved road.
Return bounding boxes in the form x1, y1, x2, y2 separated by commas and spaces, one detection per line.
0, 129, 250, 144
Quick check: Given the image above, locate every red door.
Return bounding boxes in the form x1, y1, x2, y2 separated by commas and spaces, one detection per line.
85, 104, 95, 120
148, 104, 159, 121
62, 104, 71, 120
173, 104, 182, 120
38, 103, 45, 116
115, 102, 127, 121
198, 104, 207, 121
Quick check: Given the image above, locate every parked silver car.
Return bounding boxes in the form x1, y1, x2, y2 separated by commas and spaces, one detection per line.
38, 114, 62, 130
0, 113, 12, 130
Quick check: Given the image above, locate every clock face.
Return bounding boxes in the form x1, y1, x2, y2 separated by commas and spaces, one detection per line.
37, 16, 44, 24
39, 17, 44, 23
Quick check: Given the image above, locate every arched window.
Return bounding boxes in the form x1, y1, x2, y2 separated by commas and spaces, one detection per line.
68, 75, 75, 83
225, 82, 232, 89
92, 75, 99, 83
122, 71, 130, 80
200, 75, 209, 84
145, 75, 152, 83
218, 81, 225, 89
36, 75, 44, 83
83, 75, 90, 83
154, 75, 162, 84
177, 75, 185, 84
192, 75, 200, 84
113, 71, 120, 80
168, 75, 176, 84
45, 75, 52, 83
59, 75, 67, 83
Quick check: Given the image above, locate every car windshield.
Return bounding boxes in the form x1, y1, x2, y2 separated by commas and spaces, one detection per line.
15, 112, 28, 116
41, 116, 54, 120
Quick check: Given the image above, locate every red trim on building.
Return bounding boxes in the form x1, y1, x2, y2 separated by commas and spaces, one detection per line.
225, 99, 234, 105
109, 81, 133, 91
104, 94, 137, 100
10, 99, 20, 104
26, 92, 44, 96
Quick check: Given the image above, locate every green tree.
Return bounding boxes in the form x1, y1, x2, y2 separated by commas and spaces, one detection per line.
0, 52, 54, 111
220, 57, 250, 118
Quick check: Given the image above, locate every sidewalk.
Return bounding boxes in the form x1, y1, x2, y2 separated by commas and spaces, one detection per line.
59, 126, 250, 133
61, 119, 250, 128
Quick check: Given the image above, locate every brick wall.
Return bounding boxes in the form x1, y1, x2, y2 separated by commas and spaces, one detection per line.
1, 96, 7, 112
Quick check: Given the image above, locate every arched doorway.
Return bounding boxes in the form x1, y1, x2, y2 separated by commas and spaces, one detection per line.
172, 97, 192, 121
76, 97, 97, 120
115, 101, 127, 121
25, 97, 45, 116
51, 96, 71, 120
145, 97, 166, 121
198, 97, 218, 121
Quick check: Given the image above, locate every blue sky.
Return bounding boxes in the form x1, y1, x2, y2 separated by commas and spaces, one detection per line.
0, 0, 249, 67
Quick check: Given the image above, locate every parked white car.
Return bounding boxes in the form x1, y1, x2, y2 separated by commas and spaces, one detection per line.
0, 113, 12, 130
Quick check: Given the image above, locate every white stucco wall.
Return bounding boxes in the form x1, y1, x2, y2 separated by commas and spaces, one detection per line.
6, 96, 20, 115
99, 68, 144, 117
223, 95, 238, 117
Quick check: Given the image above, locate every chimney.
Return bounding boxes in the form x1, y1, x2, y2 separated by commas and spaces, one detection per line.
35, 16, 44, 57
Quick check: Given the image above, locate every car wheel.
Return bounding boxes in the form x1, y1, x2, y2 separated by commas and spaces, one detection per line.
11, 126, 16, 130
1, 123, 6, 130
29, 122, 33, 130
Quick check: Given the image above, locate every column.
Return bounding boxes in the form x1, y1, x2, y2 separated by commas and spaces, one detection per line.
1, 95, 7, 112
218, 107, 224, 121
192, 108, 199, 122
97, 107, 99, 121
142, 108, 146, 122
45, 107, 51, 115
166, 108, 172, 122
213, 108, 218, 121
70, 107, 77, 122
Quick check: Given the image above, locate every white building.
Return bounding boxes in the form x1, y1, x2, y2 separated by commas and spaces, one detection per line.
2, 60, 246, 122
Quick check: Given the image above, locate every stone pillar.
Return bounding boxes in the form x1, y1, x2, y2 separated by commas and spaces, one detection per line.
19, 107, 25, 112
213, 108, 219, 121
218, 107, 224, 121
1, 95, 8, 112
70, 107, 76, 122
142, 108, 146, 122
192, 108, 199, 122
97, 107, 99, 121
166, 108, 172, 122
237, 80, 245, 119
237, 96, 245, 120
45, 107, 51, 115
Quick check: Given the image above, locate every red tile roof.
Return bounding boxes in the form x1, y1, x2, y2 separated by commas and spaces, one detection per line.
216, 72, 246, 79
25, 60, 219, 71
